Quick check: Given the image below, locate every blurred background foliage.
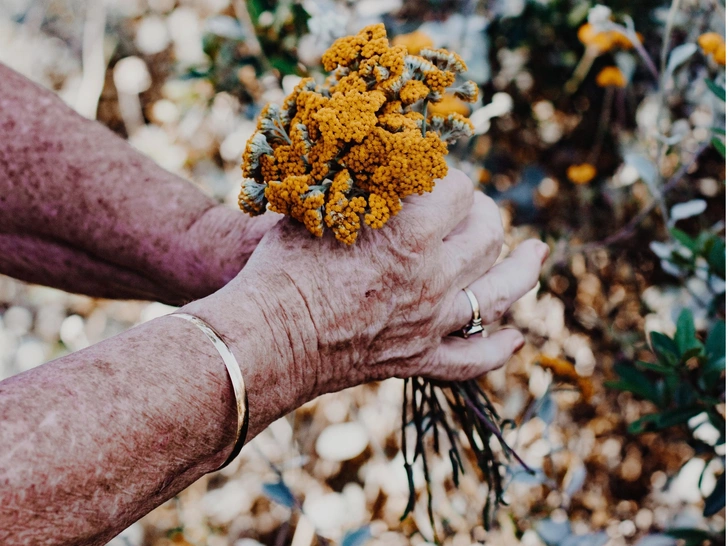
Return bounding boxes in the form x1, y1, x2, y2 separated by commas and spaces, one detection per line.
0, 0, 725, 545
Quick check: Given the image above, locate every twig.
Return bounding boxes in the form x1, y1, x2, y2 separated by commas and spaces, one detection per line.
660, 0, 682, 77
564, 48, 597, 95
587, 86, 614, 165
459, 390, 534, 472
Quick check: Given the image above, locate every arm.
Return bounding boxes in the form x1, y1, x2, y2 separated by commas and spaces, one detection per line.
0, 63, 278, 305
0, 294, 293, 546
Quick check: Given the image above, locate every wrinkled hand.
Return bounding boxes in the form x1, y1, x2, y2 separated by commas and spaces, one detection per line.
233, 168, 548, 404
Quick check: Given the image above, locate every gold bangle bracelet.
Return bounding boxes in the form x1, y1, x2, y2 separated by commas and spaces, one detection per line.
170, 312, 249, 471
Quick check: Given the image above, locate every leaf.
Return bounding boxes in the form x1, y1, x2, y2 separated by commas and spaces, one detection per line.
537, 393, 557, 425
625, 153, 658, 190
535, 518, 571, 545
563, 463, 587, 498
706, 78, 726, 101
262, 481, 297, 508
628, 414, 661, 434
635, 360, 677, 374
205, 16, 245, 39
342, 526, 372, 546
650, 332, 680, 367
706, 237, 726, 278
704, 320, 726, 378
670, 228, 697, 252
665, 43, 698, 78
609, 363, 661, 405
650, 241, 675, 260
712, 137, 726, 158
712, 127, 726, 135
670, 200, 707, 223
655, 406, 703, 429
666, 527, 716, 544
675, 308, 700, 356
673, 382, 698, 407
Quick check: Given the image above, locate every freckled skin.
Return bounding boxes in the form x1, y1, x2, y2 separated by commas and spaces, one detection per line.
0, 62, 546, 545
0, 64, 279, 305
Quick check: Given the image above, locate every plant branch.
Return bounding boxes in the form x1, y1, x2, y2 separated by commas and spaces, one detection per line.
580, 142, 710, 252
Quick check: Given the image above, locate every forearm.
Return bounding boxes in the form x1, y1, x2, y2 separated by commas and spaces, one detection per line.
0, 289, 300, 545
0, 63, 271, 304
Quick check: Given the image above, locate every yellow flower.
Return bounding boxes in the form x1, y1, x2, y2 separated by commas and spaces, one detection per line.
596, 66, 627, 88
239, 24, 476, 244
567, 163, 597, 184
536, 355, 594, 402
713, 43, 726, 66
577, 24, 641, 54
428, 93, 470, 116
578, 23, 617, 54
399, 80, 431, 105
698, 32, 724, 55
392, 30, 434, 55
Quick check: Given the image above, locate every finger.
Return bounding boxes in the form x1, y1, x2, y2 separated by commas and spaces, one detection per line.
442, 192, 504, 286
442, 239, 549, 333
395, 168, 475, 239
423, 328, 525, 381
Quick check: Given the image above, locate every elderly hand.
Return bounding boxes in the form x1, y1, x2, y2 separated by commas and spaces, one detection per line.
187, 169, 548, 423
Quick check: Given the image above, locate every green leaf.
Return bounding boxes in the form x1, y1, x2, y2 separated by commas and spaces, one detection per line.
270, 56, 300, 76
650, 332, 680, 367
673, 382, 698, 407
655, 405, 703, 429
635, 360, 677, 374
706, 78, 726, 101
609, 363, 661, 405
670, 228, 698, 252
683, 347, 705, 363
707, 237, 726, 278
667, 527, 716, 546
712, 127, 726, 135
628, 414, 661, 434
712, 137, 726, 158
703, 320, 726, 379
703, 472, 725, 517
675, 309, 700, 356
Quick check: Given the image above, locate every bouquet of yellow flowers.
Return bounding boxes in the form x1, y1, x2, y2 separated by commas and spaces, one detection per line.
238, 23, 478, 244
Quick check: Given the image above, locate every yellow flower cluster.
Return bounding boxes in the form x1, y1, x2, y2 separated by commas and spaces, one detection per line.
567, 163, 597, 184
698, 32, 726, 66
596, 66, 627, 88
578, 23, 642, 54
239, 24, 478, 244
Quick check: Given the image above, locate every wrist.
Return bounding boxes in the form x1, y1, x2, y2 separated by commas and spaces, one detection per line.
172, 205, 282, 304
180, 275, 318, 440
172, 205, 252, 302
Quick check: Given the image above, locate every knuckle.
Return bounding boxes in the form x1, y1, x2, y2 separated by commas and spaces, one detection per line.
448, 168, 475, 205
482, 277, 512, 322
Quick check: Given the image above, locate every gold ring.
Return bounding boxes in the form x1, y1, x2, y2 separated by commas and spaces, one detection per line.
459, 287, 485, 338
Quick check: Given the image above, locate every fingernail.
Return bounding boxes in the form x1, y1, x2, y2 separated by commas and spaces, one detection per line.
512, 337, 525, 353
539, 242, 550, 264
